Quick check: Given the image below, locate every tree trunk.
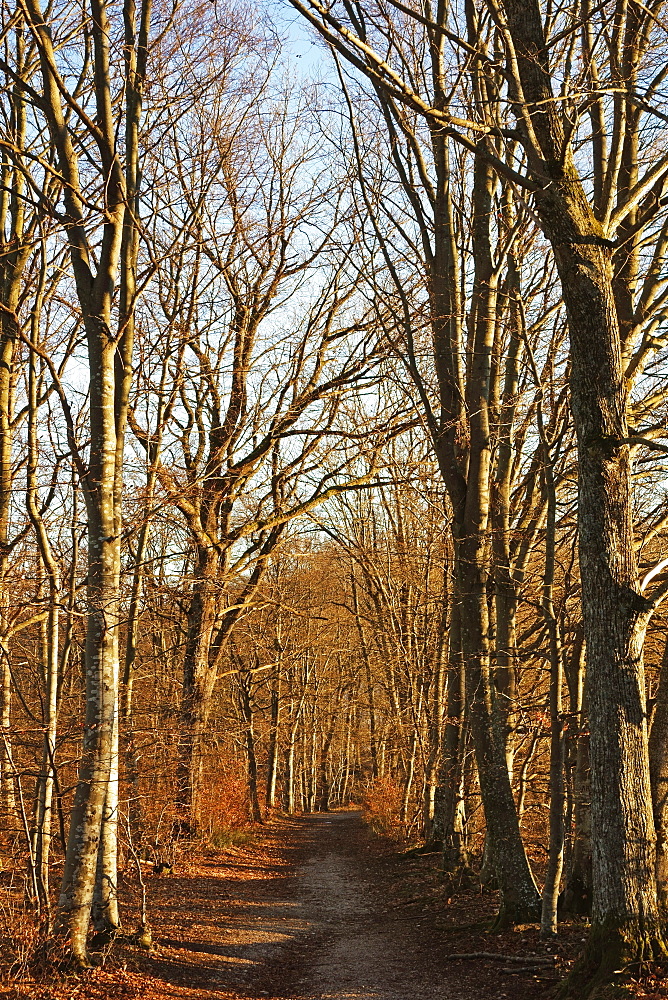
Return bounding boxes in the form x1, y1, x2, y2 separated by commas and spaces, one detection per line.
308, 715, 317, 812
55, 334, 123, 965
284, 740, 296, 815
0, 655, 15, 820
502, 0, 666, 973
91, 696, 121, 935
456, 149, 540, 925
400, 728, 417, 826
423, 603, 447, 844
563, 636, 591, 916
31, 605, 58, 913
492, 253, 524, 776
540, 442, 566, 936
265, 679, 281, 810
460, 576, 540, 923
438, 603, 468, 869
121, 453, 162, 851
177, 552, 218, 828
23, 0, 151, 962
27, 325, 61, 915
238, 671, 263, 825
517, 731, 539, 822
649, 638, 668, 909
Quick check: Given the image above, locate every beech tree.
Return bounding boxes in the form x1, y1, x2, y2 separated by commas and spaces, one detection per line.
7, 0, 152, 961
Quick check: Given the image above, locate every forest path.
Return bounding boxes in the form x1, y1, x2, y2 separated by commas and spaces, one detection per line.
250, 811, 444, 1000
138, 811, 563, 1000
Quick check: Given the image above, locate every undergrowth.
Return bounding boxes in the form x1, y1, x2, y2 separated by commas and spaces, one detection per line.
209, 827, 254, 849
360, 776, 406, 840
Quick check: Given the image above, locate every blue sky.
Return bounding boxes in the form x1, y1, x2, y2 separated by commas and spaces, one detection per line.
265, 1, 332, 77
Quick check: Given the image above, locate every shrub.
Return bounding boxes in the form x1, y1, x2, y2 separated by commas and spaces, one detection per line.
200, 766, 254, 847
0, 896, 42, 980
361, 776, 404, 840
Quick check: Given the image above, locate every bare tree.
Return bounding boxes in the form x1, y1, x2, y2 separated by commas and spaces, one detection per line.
9, 0, 152, 960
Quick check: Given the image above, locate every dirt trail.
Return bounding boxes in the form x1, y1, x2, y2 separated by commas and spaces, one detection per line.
258, 812, 439, 1000
138, 811, 565, 1000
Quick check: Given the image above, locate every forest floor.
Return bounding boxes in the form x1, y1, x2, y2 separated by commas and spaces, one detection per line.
2, 810, 667, 999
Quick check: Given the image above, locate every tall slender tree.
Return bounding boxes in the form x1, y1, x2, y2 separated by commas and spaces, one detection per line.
12, 0, 152, 960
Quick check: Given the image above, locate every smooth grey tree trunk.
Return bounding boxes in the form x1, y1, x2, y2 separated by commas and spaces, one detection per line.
438, 604, 468, 869
27, 306, 60, 915
23, 0, 152, 963
540, 440, 567, 936
265, 681, 281, 810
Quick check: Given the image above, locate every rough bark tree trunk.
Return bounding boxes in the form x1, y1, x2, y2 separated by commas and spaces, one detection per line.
501, 0, 667, 976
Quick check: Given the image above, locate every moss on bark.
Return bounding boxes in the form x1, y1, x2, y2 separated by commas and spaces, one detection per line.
559, 918, 668, 998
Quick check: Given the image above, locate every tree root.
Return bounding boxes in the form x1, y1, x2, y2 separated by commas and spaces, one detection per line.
558, 919, 668, 999
445, 951, 556, 965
